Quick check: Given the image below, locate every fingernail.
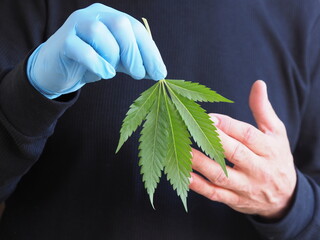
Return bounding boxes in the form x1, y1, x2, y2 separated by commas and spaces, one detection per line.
189, 176, 193, 184
209, 114, 219, 126
256, 79, 268, 95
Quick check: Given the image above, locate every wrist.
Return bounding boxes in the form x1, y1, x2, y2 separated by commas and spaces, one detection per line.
257, 174, 297, 221
247, 170, 316, 239
256, 201, 293, 223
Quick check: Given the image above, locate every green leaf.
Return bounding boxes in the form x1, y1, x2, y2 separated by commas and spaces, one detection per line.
163, 83, 193, 211
166, 83, 227, 176
116, 19, 232, 211
116, 83, 160, 153
116, 79, 232, 211
166, 79, 233, 103
138, 84, 168, 208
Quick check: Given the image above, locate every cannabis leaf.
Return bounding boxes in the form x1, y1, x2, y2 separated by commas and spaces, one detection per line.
116, 79, 232, 210
166, 85, 227, 175
163, 83, 192, 211
138, 84, 168, 208
166, 79, 232, 103
116, 83, 159, 153
116, 18, 233, 210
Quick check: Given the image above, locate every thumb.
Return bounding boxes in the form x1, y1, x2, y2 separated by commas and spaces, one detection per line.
249, 80, 284, 134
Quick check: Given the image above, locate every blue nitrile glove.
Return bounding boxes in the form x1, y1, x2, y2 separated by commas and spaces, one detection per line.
27, 3, 167, 99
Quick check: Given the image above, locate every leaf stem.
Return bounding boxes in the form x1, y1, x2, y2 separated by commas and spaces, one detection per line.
142, 17, 153, 39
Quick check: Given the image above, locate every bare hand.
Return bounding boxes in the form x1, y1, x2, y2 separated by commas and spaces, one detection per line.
189, 80, 297, 219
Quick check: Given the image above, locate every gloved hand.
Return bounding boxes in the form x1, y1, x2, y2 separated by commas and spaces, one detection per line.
27, 3, 167, 99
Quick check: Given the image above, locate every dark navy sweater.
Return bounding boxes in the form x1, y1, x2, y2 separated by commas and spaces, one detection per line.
0, 0, 319, 239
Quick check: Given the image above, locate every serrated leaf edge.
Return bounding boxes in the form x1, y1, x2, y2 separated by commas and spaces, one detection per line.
162, 83, 192, 211
138, 83, 167, 209
166, 79, 233, 103
116, 83, 160, 153
164, 81, 228, 176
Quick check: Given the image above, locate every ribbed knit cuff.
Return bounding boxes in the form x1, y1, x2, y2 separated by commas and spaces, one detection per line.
247, 170, 315, 239
0, 56, 79, 137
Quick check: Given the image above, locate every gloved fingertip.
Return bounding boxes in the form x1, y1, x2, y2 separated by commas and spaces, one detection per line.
102, 62, 116, 79
150, 65, 167, 81
131, 66, 146, 80
131, 74, 145, 80
155, 69, 167, 80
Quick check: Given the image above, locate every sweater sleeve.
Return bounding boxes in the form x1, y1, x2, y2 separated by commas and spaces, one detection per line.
0, 57, 79, 202
247, 170, 320, 240
247, 4, 320, 239
0, 0, 79, 202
